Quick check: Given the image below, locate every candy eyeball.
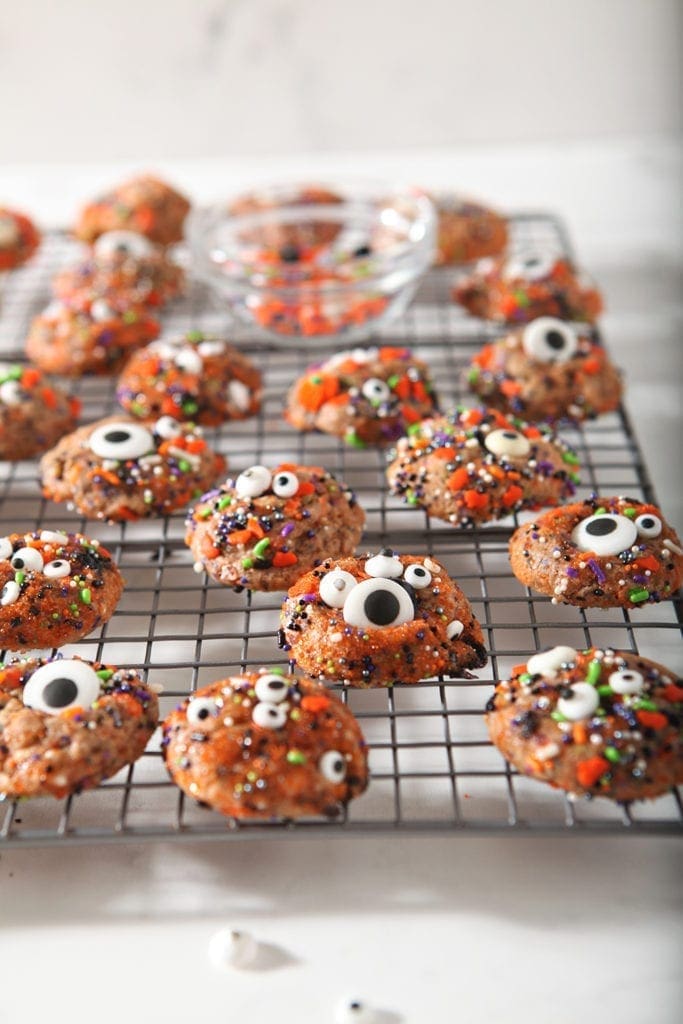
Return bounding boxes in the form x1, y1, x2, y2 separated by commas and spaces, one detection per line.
254, 673, 289, 703
361, 378, 391, 405
343, 577, 414, 629
571, 513, 637, 556
557, 682, 600, 721
271, 470, 299, 498
504, 251, 558, 282
22, 659, 101, 716
635, 513, 662, 538
403, 563, 432, 588
319, 569, 358, 608
186, 696, 220, 725
1, 580, 20, 606
527, 646, 578, 677
226, 378, 251, 411
154, 415, 182, 439
0, 379, 22, 406
447, 619, 464, 639
172, 346, 203, 375
252, 702, 288, 729
207, 928, 258, 970
94, 230, 154, 260
334, 998, 377, 1024
522, 318, 578, 363
43, 558, 71, 579
0, 537, 14, 560
608, 668, 645, 695
90, 298, 118, 323
319, 750, 347, 783
198, 339, 226, 358
235, 465, 272, 499
364, 549, 403, 579
484, 428, 531, 458
10, 547, 44, 573
89, 422, 154, 460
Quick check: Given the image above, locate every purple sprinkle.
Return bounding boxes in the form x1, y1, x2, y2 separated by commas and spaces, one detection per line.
566, 567, 579, 578
632, 573, 648, 584
281, 523, 295, 537
302, 592, 317, 602
587, 558, 606, 583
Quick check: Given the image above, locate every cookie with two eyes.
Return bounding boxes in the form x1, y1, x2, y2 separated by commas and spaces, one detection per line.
467, 318, 622, 422
0, 207, 41, 271
73, 173, 191, 246
453, 250, 603, 324
40, 415, 226, 522
186, 463, 365, 591
386, 406, 579, 527
0, 530, 124, 650
161, 669, 368, 819
286, 346, 439, 448
0, 362, 81, 461
0, 656, 158, 799
486, 646, 683, 801
116, 330, 262, 425
430, 193, 508, 267
509, 496, 683, 607
279, 550, 487, 686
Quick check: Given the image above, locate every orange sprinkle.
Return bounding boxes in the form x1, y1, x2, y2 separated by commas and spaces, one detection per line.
185, 438, 207, 454
21, 368, 41, 388
411, 380, 429, 402
523, 426, 541, 439
226, 529, 254, 547
60, 705, 86, 720
41, 387, 58, 409
662, 684, 683, 703
500, 380, 522, 397
431, 447, 457, 461
636, 710, 668, 730
246, 517, 264, 539
272, 550, 298, 567
576, 756, 610, 788
447, 467, 470, 491
581, 356, 601, 375
473, 344, 496, 369
379, 347, 409, 361
296, 481, 316, 497
400, 404, 421, 424
114, 693, 143, 718
572, 723, 588, 745
68, 397, 82, 418
502, 484, 524, 507
301, 694, 331, 713
393, 376, 411, 400
464, 489, 489, 510
635, 555, 660, 573
461, 409, 483, 427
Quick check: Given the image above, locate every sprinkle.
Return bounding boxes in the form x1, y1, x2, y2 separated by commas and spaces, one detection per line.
586, 660, 602, 686
586, 559, 606, 584
14, 570, 25, 585
286, 750, 307, 765
628, 586, 649, 604
252, 538, 271, 559
562, 451, 580, 465
622, 507, 637, 518
96, 669, 114, 680
217, 495, 232, 510
80, 588, 92, 605
663, 538, 683, 556
604, 747, 621, 764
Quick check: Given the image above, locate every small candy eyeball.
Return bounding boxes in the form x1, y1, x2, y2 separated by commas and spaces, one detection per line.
608, 668, 645, 695
319, 569, 358, 608
254, 672, 289, 703
39, 530, 70, 544
0, 379, 22, 406
22, 659, 101, 716
252, 701, 288, 729
403, 563, 432, 588
522, 317, 578, 363
154, 415, 182, 439
504, 250, 557, 282
571, 512, 637, 556
198, 339, 226, 358
89, 422, 154, 460
334, 998, 377, 1024
226, 378, 251, 411
43, 558, 71, 579
207, 927, 258, 970
1, 580, 20, 606
186, 696, 220, 726
319, 750, 347, 783
94, 230, 154, 260
236, 465, 272, 499
635, 513, 662, 538
10, 547, 44, 573
447, 619, 464, 639
0, 537, 13, 560
90, 298, 118, 322
272, 470, 300, 498
173, 346, 203, 375
557, 682, 600, 721
343, 577, 414, 630
527, 646, 578, 677
361, 377, 391, 405
364, 549, 403, 579
484, 428, 531, 459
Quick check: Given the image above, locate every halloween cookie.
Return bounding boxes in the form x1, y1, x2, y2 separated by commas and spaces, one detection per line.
454, 251, 603, 324
509, 496, 683, 607
116, 330, 262, 425
467, 318, 623, 422
73, 173, 190, 246
229, 183, 343, 249
486, 646, 683, 802
186, 463, 364, 592
0, 363, 81, 461
40, 415, 226, 522
431, 193, 508, 266
286, 346, 439, 447
26, 295, 159, 377
0, 207, 41, 271
280, 550, 487, 686
0, 655, 158, 799
53, 230, 184, 308
162, 668, 368, 819
386, 406, 579, 527
0, 530, 124, 650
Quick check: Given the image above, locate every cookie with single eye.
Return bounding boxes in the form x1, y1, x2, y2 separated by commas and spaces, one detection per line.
386, 406, 579, 527
467, 318, 622, 422
116, 330, 262, 425
25, 294, 160, 376
430, 193, 508, 266
0, 206, 41, 271
509, 496, 683, 607
0, 530, 124, 650
453, 251, 603, 324
279, 550, 487, 686
0, 362, 81, 461
40, 415, 226, 522
486, 646, 683, 801
286, 346, 439, 448
73, 173, 191, 246
0, 655, 158, 799
161, 669, 368, 819
186, 463, 364, 591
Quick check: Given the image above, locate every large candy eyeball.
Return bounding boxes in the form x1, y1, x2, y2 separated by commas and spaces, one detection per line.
343, 577, 414, 629
252, 702, 288, 729
0, 537, 13, 560
254, 673, 289, 703
10, 547, 44, 572
484, 428, 531, 458
154, 415, 182, 439
319, 569, 358, 608
186, 696, 220, 725
504, 251, 557, 282
403, 563, 432, 589
226, 379, 251, 411
522, 318, 578, 363
172, 346, 203, 375
361, 378, 391, 405
22, 659, 101, 716
1, 580, 20, 605
94, 230, 154, 260
571, 513, 637, 555
272, 471, 299, 498
319, 750, 347, 783
0, 379, 22, 406
364, 549, 403, 579
557, 682, 600, 721
635, 513, 662, 538
334, 998, 377, 1024
89, 422, 154, 460
527, 646, 578, 677
90, 298, 118, 322
608, 668, 645, 695
43, 558, 71, 579
235, 465, 272, 499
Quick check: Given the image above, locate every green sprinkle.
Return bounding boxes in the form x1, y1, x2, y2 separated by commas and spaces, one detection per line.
286, 750, 307, 765
387, 375, 400, 388
182, 400, 199, 415
604, 747, 621, 764
407, 422, 422, 436
96, 669, 114, 680
406, 494, 419, 505
7, 366, 22, 381
562, 451, 580, 465
570, 472, 581, 485
178, 459, 192, 472
345, 430, 366, 449
197, 507, 212, 519
130, 401, 146, 417
311, 375, 323, 384
51, 612, 60, 619
594, 506, 607, 515
597, 685, 613, 697
267, 666, 286, 676
628, 587, 649, 604
514, 290, 530, 307
623, 507, 637, 518
586, 660, 602, 686
289, 708, 301, 721
80, 587, 92, 605
217, 495, 232, 510
122, 310, 138, 325
467, 368, 480, 385
14, 570, 25, 585
69, 603, 78, 613
634, 699, 657, 711
518, 673, 532, 684
550, 710, 568, 722
252, 538, 271, 558
241, 557, 254, 569
186, 329, 204, 343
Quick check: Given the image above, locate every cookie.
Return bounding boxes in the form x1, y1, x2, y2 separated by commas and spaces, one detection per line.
40, 415, 226, 522
509, 496, 683, 608
0, 363, 81, 461
0, 655, 158, 799
73, 173, 190, 246
0, 530, 124, 650
286, 346, 439, 447
467, 318, 622, 422
454, 251, 603, 324
229, 184, 343, 250
431, 193, 508, 266
0, 207, 41, 271
186, 463, 365, 592
486, 646, 683, 802
386, 406, 580, 527
116, 330, 262, 425
162, 668, 368, 819
53, 230, 184, 308
280, 550, 487, 686
25, 295, 160, 377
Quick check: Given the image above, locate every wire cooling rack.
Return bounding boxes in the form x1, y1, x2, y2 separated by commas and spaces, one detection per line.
0, 215, 681, 846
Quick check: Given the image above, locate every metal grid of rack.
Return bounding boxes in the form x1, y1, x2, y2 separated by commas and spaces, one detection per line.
0, 215, 681, 845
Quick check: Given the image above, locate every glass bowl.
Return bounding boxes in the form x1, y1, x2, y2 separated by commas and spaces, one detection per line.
187, 182, 436, 343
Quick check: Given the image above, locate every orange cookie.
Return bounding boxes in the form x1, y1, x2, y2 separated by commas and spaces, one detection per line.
0, 362, 80, 460
431, 193, 508, 266
73, 174, 190, 246
0, 207, 41, 271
